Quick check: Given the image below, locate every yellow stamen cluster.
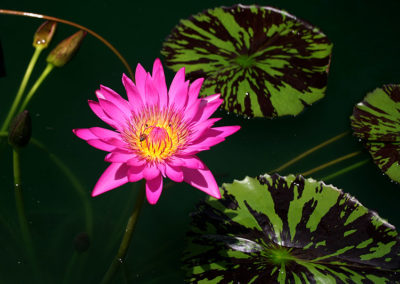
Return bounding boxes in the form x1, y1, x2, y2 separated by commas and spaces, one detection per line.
123, 106, 189, 163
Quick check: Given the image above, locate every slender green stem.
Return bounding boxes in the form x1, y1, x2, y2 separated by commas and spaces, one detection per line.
0, 9, 134, 79
269, 131, 349, 174
1, 47, 43, 132
321, 159, 369, 182
100, 184, 146, 284
18, 63, 54, 112
30, 137, 93, 236
299, 151, 361, 177
12, 149, 40, 281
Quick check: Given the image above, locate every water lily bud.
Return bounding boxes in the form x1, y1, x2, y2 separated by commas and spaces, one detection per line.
33, 21, 57, 49
73, 232, 90, 253
8, 110, 32, 148
46, 30, 86, 67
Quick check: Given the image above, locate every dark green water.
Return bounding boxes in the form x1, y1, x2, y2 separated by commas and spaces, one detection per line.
1, 0, 400, 283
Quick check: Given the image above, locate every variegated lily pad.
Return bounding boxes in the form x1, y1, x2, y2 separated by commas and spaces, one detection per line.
184, 174, 400, 283
162, 5, 333, 118
351, 85, 400, 183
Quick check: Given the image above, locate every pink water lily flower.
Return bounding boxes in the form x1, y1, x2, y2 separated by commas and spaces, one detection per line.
73, 59, 240, 204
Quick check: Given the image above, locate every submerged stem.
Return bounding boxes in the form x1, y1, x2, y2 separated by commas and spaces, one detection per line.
12, 149, 40, 281
1, 47, 43, 132
321, 159, 369, 182
30, 137, 93, 236
270, 131, 349, 174
299, 151, 361, 177
100, 184, 146, 284
18, 63, 54, 112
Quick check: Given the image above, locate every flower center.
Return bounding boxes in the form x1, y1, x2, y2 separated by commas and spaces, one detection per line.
122, 107, 189, 163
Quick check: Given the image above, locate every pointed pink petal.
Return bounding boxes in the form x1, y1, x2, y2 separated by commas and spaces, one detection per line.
187, 78, 204, 107
127, 164, 145, 182
105, 152, 134, 163
126, 157, 147, 167
186, 126, 241, 151
143, 166, 160, 180
165, 163, 183, 182
144, 73, 159, 107
152, 58, 168, 107
98, 98, 129, 130
96, 86, 132, 118
146, 174, 163, 205
189, 117, 221, 142
73, 128, 97, 140
192, 95, 223, 122
168, 67, 188, 109
135, 63, 147, 98
89, 127, 121, 139
122, 74, 144, 112
86, 139, 119, 152
92, 163, 129, 196
88, 100, 119, 129
169, 156, 205, 169
182, 167, 220, 199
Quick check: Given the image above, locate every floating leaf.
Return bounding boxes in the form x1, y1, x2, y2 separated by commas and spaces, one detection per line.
351, 85, 400, 183
184, 174, 400, 283
162, 5, 332, 118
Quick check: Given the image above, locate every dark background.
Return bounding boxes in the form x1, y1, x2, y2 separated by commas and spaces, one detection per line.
1, 0, 400, 283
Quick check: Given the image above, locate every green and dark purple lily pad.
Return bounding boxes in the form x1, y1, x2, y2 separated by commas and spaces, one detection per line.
161, 5, 333, 118
351, 85, 400, 183
184, 174, 400, 283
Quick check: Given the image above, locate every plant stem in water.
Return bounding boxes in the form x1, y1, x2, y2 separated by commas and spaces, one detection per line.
321, 159, 369, 182
18, 63, 54, 112
100, 183, 146, 284
299, 151, 361, 177
1, 47, 43, 132
270, 131, 349, 174
12, 149, 41, 282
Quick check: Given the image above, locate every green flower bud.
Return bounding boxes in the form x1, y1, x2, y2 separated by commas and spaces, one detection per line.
8, 110, 32, 148
33, 21, 57, 49
73, 232, 90, 253
46, 30, 86, 67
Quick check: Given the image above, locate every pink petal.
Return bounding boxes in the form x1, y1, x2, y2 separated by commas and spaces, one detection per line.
143, 166, 160, 180
187, 126, 241, 151
73, 128, 97, 140
165, 163, 184, 182
151, 58, 168, 107
128, 164, 145, 182
98, 98, 129, 130
89, 127, 122, 139
146, 174, 163, 205
192, 95, 223, 122
105, 152, 134, 163
86, 139, 119, 152
187, 78, 204, 107
144, 73, 159, 107
96, 86, 132, 118
88, 100, 119, 129
168, 68, 188, 109
182, 167, 221, 199
169, 156, 205, 169
122, 74, 144, 112
135, 63, 147, 97
92, 163, 129, 196
189, 117, 221, 142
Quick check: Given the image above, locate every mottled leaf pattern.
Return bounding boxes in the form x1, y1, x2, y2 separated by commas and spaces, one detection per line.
162, 5, 332, 118
184, 174, 400, 283
351, 85, 400, 183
